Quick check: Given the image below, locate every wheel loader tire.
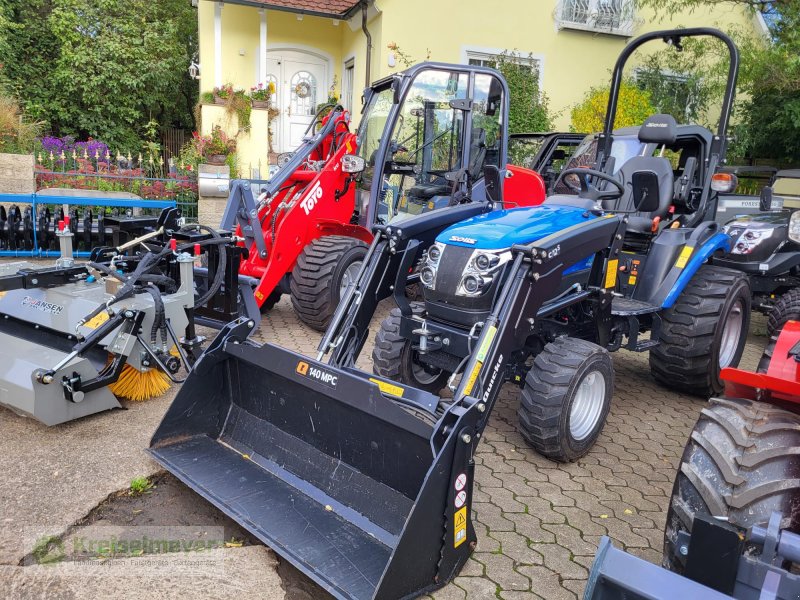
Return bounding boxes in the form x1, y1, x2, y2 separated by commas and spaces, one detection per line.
518, 337, 614, 462
650, 265, 751, 397
372, 305, 450, 394
767, 289, 800, 338
290, 235, 368, 331
663, 397, 800, 573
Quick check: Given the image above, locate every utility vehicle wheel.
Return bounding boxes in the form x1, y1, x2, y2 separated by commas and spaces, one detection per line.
663, 397, 800, 573
290, 235, 367, 331
372, 306, 450, 394
518, 337, 614, 462
767, 289, 800, 338
650, 265, 750, 397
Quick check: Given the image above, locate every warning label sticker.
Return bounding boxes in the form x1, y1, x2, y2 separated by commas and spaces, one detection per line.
675, 246, 694, 269
462, 361, 482, 396
604, 259, 618, 289
455, 490, 467, 509
454, 507, 467, 548
476, 326, 497, 362
369, 378, 404, 398
83, 311, 110, 329
455, 473, 467, 491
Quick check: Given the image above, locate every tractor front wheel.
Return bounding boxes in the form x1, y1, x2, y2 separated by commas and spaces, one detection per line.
290, 236, 368, 331
372, 306, 450, 394
650, 265, 750, 397
663, 397, 800, 573
518, 337, 614, 462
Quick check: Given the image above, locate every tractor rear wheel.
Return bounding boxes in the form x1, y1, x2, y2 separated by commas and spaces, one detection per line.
518, 337, 614, 462
650, 265, 750, 397
290, 236, 368, 331
663, 397, 800, 573
767, 289, 800, 338
372, 306, 450, 394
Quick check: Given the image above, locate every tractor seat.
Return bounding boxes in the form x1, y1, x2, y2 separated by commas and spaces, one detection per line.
604, 114, 677, 234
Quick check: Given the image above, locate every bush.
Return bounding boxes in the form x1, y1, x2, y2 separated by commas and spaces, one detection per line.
571, 81, 656, 133
494, 52, 552, 134
0, 94, 43, 154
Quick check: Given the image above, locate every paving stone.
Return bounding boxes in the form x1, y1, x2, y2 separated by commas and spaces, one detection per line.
515, 565, 578, 600
528, 542, 588, 580
477, 551, 532, 591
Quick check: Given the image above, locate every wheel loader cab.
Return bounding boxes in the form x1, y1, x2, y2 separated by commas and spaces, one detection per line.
354, 65, 506, 226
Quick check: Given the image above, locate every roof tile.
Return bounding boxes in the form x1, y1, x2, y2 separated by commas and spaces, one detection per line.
250, 0, 361, 17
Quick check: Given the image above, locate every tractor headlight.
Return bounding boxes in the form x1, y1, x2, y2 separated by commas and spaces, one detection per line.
730, 227, 774, 255
457, 249, 511, 297
421, 242, 446, 290
790, 212, 800, 244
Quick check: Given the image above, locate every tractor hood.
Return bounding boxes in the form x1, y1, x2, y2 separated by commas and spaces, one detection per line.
437, 205, 598, 250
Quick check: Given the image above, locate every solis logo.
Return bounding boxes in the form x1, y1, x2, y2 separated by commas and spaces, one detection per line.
295, 360, 338, 387
300, 181, 325, 215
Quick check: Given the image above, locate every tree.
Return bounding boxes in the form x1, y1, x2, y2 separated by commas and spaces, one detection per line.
637, 0, 800, 163
493, 52, 552, 134
571, 82, 656, 133
2, 0, 198, 151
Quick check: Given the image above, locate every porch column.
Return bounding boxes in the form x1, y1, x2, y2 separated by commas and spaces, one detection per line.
214, 1, 223, 88
259, 9, 267, 85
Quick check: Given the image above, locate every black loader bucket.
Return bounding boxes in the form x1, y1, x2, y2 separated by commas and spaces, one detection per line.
148, 319, 482, 600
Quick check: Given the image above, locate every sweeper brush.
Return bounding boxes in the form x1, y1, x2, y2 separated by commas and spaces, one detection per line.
0, 210, 250, 425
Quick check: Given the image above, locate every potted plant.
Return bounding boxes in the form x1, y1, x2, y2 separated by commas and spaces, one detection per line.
251, 82, 275, 109
203, 126, 236, 165
213, 84, 232, 105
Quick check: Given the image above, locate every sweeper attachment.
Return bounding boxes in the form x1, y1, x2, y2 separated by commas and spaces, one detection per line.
0, 209, 247, 425
584, 322, 800, 600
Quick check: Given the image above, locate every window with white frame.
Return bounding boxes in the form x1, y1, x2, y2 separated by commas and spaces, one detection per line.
555, 0, 638, 37
464, 49, 543, 88
342, 58, 355, 112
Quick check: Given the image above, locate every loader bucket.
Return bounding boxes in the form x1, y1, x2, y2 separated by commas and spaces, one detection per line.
149, 319, 481, 600
583, 537, 731, 600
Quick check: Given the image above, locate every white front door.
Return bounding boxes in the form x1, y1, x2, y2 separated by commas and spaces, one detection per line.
266, 50, 327, 153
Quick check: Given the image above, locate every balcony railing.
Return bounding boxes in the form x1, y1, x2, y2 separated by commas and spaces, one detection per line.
555, 0, 640, 37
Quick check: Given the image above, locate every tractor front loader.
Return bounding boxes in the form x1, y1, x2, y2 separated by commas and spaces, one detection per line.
216, 66, 545, 330
584, 321, 800, 600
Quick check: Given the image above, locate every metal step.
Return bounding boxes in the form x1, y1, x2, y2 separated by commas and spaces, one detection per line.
611, 297, 660, 316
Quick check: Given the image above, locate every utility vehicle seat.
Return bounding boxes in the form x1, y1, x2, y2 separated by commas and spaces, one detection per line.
604, 114, 677, 233
408, 128, 487, 200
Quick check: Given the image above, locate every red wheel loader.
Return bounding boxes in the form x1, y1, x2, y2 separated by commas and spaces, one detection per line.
583, 322, 800, 599
217, 66, 546, 330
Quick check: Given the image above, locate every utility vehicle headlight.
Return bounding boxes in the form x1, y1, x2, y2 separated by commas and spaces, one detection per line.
456, 249, 511, 297
421, 242, 446, 290
790, 212, 800, 244
730, 227, 774, 255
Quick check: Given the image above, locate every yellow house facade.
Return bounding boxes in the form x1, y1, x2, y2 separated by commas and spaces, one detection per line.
196, 0, 767, 176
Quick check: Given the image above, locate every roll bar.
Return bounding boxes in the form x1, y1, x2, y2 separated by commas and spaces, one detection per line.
597, 27, 740, 168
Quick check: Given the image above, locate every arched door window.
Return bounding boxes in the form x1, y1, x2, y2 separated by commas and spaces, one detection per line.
290, 70, 317, 116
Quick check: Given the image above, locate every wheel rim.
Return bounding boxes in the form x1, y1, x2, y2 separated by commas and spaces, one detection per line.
719, 299, 745, 368
411, 351, 442, 385
569, 370, 606, 442
339, 260, 362, 297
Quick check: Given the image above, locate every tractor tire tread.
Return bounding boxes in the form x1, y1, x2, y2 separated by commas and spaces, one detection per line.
767, 288, 800, 338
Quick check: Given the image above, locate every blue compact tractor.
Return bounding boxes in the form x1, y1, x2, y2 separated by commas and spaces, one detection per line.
371, 27, 749, 461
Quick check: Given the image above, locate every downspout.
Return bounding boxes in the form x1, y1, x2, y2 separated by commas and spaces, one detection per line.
361, 1, 372, 88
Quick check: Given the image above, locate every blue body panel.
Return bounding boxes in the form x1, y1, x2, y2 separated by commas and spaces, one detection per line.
437, 205, 599, 250
661, 232, 733, 308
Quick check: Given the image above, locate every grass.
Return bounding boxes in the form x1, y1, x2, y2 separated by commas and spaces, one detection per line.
129, 476, 154, 496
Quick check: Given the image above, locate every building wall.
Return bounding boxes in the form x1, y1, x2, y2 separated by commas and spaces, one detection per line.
197, 0, 763, 167
375, 0, 763, 129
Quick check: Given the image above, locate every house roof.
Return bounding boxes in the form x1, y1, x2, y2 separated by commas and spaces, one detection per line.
230, 0, 362, 18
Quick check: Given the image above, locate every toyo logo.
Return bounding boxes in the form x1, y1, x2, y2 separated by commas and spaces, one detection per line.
300, 181, 325, 215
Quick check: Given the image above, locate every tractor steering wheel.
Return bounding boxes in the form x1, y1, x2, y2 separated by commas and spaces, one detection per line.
558, 168, 624, 202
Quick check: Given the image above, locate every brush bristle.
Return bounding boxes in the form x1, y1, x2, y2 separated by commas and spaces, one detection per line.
109, 364, 171, 401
